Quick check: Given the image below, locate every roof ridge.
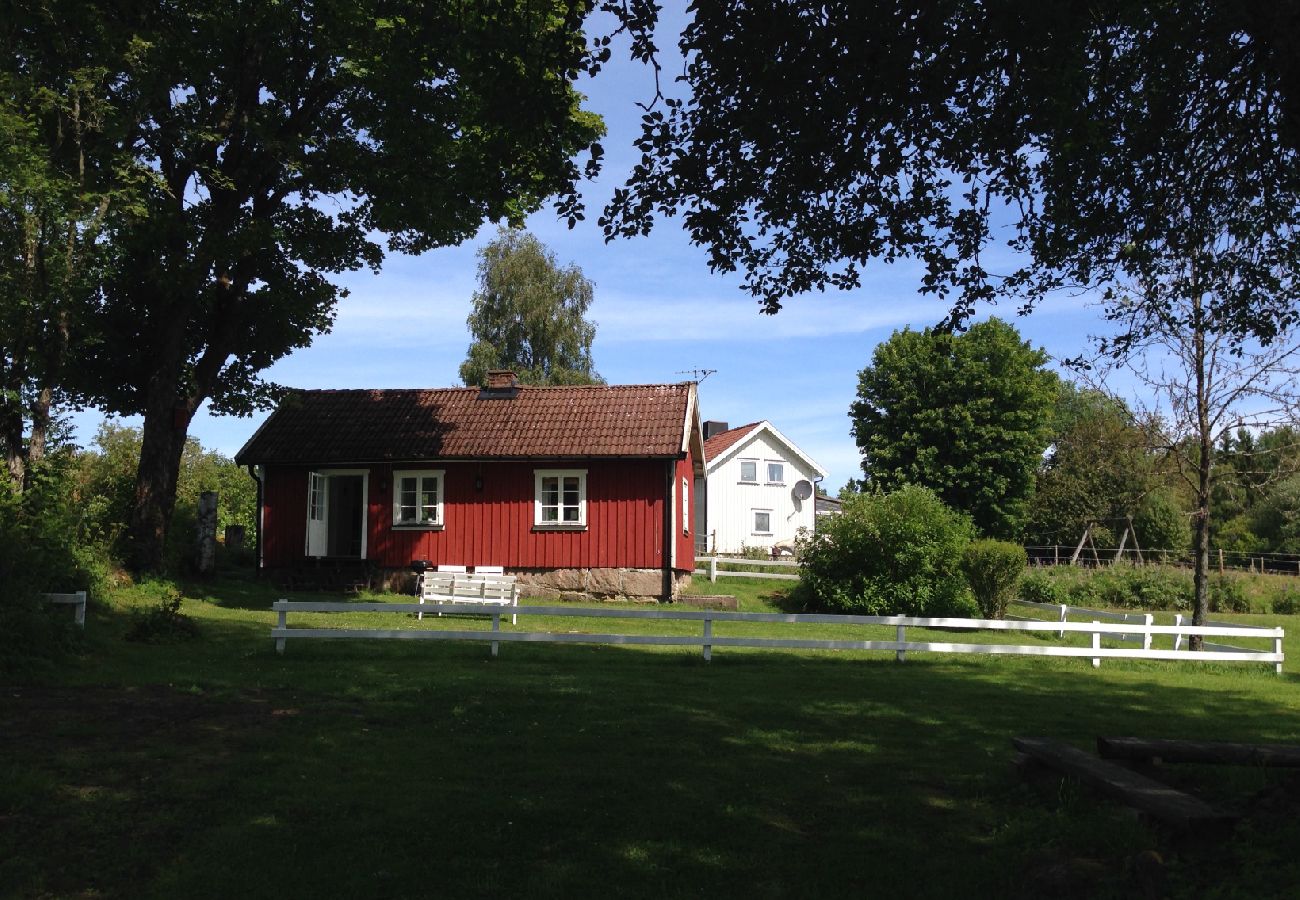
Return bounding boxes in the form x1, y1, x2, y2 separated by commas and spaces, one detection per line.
288, 382, 691, 394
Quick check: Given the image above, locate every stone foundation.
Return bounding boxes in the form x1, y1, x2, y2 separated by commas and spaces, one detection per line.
515, 568, 691, 601
376, 567, 692, 601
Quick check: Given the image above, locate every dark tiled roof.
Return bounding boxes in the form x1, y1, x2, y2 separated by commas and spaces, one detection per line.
702, 421, 762, 463
236, 384, 694, 465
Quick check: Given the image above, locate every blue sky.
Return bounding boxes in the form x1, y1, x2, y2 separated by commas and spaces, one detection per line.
71, 5, 1112, 493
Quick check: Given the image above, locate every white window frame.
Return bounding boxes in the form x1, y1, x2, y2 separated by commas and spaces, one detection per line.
393, 469, 445, 529
766, 460, 786, 485
681, 476, 690, 535
752, 508, 773, 535
739, 458, 758, 483
534, 469, 587, 528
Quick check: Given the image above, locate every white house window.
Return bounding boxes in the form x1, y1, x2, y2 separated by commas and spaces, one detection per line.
739, 459, 758, 483
766, 461, 785, 484
535, 469, 587, 527
753, 509, 773, 535
682, 476, 690, 534
393, 469, 444, 528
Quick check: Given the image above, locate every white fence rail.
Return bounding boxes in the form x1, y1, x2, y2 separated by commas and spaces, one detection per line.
1009, 598, 1280, 658
43, 591, 87, 628
271, 601, 1284, 673
694, 556, 801, 582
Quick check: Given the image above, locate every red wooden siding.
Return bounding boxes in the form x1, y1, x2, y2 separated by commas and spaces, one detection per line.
261, 465, 311, 567
260, 459, 673, 570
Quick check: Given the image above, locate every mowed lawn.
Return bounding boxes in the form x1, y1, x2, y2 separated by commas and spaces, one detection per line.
3, 574, 1300, 899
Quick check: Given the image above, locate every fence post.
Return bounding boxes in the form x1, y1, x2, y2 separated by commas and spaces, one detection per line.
1142, 614, 1153, 651
74, 590, 87, 628
896, 623, 906, 662
491, 613, 500, 658
1092, 621, 1101, 668
275, 604, 287, 654
710, 557, 717, 583
1276, 634, 1284, 676
1173, 613, 1184, 651
703, 617, 713, 661
1058, 604, 1068, 639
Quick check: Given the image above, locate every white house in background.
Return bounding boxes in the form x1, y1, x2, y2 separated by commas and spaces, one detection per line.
697, 420, 828, 555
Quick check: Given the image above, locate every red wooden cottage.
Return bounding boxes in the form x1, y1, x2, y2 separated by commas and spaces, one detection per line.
235, 372, 704, 600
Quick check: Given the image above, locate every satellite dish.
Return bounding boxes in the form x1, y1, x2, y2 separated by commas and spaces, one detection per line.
792, 479, 813, 501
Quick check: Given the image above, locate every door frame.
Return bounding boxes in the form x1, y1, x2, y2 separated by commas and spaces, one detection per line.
305, 468, 370, 558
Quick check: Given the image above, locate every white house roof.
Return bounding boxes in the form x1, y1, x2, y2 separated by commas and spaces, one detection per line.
702, 420, 828, 479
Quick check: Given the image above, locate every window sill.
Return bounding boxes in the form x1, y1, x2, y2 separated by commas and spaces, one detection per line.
766, 482, 786, 487
737, 480, 758, 486
393, 524, 445, 532
532, 524, 588, 532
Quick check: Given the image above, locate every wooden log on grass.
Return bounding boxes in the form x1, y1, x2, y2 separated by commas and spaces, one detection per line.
1098, 737, 1300, 768
1012, 737, 1238, 833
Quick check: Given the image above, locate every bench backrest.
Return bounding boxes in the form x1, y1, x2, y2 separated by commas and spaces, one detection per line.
421, 572, 517, 601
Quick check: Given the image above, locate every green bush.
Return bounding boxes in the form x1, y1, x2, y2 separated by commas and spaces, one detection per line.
1209, 574, 1251, 613
123, 583, 201, 644
1133, 490, 1191, 556
961, 540, 1026, 619
1108, 565, 1194, 610
1018, 569, 1062, 605
1273, 587, 1300, 615
0, 461, 97, 678
795, 485, 976, 616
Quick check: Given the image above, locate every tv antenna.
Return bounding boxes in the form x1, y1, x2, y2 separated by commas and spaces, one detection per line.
676, 368, 717, 383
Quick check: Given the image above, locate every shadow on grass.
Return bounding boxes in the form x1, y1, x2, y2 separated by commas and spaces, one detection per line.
5, 586, 1299, 899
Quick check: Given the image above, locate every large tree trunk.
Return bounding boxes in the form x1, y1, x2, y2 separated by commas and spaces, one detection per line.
125, 388, 195, 573
123, 274, 240, 573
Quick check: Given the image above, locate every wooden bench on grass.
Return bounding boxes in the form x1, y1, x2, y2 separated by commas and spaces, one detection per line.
1012, 736, 1238, 835
420, 572, 519, 625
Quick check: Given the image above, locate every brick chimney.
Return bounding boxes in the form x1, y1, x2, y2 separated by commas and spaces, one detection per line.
479, 369, 520, 399
486, 370, 518, 389
703, 420, 729, 440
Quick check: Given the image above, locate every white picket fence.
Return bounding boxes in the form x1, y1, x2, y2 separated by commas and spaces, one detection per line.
271, 601, 1284, 673
694, 557, 800, 582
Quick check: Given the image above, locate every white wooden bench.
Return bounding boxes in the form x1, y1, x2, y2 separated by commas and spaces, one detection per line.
42, 591, 87, 628
420, 572, 518, 625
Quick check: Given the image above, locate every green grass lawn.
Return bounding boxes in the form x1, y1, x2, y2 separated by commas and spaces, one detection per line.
3, 572, 1299, 899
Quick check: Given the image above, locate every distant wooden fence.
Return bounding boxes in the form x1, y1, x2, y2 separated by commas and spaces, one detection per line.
694, 557, 800, 582
1025, 545, 1300, 576
270, 601, 1283, 673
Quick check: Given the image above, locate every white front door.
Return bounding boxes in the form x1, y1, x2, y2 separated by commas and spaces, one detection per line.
306, 471, 328, 557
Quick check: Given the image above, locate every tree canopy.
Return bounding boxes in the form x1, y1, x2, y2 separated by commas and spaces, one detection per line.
2, 0, 607, 569
850, 318, 1058, 539
1025, 384, 1159, 548
601, 2, 1300, 341
460, 228, 602, 387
